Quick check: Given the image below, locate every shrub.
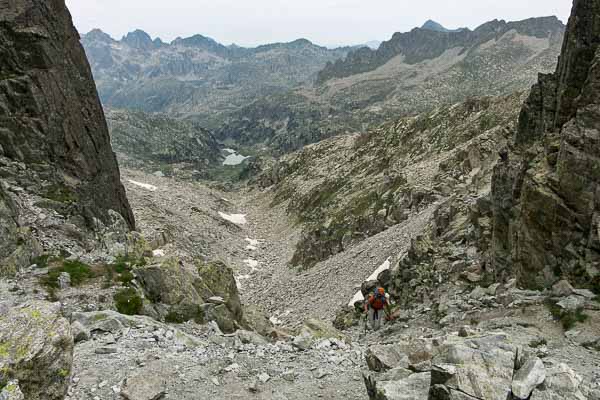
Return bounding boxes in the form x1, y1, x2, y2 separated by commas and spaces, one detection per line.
118, 271, 135, 286
114, 288, 143, 316
40, 259, 93, 288
546, 299, 589, 330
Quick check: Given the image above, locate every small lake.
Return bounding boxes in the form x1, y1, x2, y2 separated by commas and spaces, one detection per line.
222, 148, 250, 166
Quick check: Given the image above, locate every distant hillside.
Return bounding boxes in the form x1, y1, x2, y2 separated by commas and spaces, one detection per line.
213, 16, 565, 153
81, 30, 351, 115
317, 16, 564, 82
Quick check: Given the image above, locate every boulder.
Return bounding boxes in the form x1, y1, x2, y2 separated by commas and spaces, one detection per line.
0, 301, 73, 400
512, 357, 546, 399
71, 321, 90, 343
530, 363, 586, 400
136, 258, 204, 322
242, 305, 274, 337
235, 330, 269, 346
197, 261, 243, 322
293, 318, 347, 350
430, 334, 516, 400
364, 372, 430, 400
552, 280, 574, 297
366, 345, 409, 372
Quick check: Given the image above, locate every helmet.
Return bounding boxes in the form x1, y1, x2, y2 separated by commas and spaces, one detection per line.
377, 287, 385, 295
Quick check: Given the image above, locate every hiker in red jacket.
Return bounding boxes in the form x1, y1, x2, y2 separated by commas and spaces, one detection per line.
364, 287, 389, 331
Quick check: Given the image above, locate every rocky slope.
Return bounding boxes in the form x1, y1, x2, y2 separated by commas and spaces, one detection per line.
490, 0, 600, 291
0, 0, 134, 274
106, 109, 220, 175
258, 92, 525, 269
81, 29, 350, 116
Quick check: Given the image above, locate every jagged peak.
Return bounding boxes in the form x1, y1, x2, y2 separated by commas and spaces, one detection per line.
83, 28, 115, 43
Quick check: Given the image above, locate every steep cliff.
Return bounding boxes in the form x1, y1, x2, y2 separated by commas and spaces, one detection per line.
0, 0, 134, 271
491, 0, 600, 291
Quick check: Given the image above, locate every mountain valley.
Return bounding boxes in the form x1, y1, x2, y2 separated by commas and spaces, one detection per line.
1, 1, 600, 400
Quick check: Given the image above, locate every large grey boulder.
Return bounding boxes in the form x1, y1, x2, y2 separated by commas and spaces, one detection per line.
364, 372, 430, 400
136, 258, 205, 323
530, 363, 586, 400
512, 357, 546, 399
366, 345, 409, 372
0, 302, 73, 400
430, 334, 516, 400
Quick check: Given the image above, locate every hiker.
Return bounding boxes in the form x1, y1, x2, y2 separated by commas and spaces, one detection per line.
364, 287, 389, 331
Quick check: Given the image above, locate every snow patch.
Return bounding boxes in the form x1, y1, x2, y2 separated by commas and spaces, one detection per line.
128, 180, 157, 192
223, 149, 250, 166
218, 212, 247, 225
348, 258, 391, 308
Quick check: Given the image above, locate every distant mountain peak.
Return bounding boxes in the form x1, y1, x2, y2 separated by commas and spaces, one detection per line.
122, 29, 156, 50
421, 20, 467, 33
84, 28, 115, 43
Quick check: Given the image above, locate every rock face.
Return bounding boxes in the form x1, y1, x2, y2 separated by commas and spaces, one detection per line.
0, 0, 134, 270
490, 0, 600, 290
0, 301, 74, 400
105, 109, 220, 172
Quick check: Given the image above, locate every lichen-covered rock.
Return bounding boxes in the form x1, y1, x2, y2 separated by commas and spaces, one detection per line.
0, 301, 73, 400
0, 380, 24, 400
197, 261, 243, 322
136, 258, 205, 322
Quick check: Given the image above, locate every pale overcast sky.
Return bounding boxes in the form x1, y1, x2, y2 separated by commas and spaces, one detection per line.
65, 0, 572, 47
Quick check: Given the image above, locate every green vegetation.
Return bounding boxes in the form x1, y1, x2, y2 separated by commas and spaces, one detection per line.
114, 288, 143, 316
31, 254, 51, 269
40, 260, 93, 289
545, 299, 589, 331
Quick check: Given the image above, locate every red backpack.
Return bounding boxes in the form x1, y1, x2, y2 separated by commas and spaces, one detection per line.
368, 291, 386, 310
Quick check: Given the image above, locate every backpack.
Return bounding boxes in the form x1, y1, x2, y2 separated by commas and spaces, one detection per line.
369, 291, 386, 310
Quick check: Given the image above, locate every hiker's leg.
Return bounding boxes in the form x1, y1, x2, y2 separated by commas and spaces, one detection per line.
373, 310, 381, 331
367, 308, 375, 329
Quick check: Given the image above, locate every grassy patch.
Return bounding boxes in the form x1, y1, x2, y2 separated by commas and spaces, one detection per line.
545, 299, 589, 330
114, 288, 143, 316
40, 260, 93, 289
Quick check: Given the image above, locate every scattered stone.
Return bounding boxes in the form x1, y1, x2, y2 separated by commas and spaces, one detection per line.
57, 272, 71, 289
95, 347, 118, 355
